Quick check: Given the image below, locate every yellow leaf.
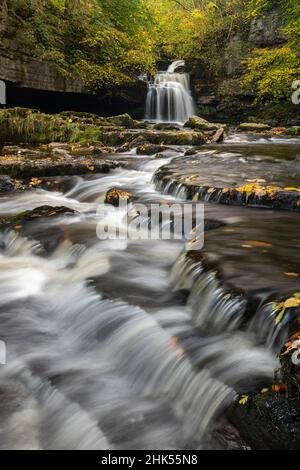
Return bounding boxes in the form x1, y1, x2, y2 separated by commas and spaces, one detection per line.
238, 395, 249, 405
275, 308, 286, 325
245, 240, 273, 247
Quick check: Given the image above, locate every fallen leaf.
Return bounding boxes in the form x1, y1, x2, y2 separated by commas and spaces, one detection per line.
238, 395, 249, 405
245, 240, 273, 248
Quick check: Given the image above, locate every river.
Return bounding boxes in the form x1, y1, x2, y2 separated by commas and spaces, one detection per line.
0, 132, 299, 449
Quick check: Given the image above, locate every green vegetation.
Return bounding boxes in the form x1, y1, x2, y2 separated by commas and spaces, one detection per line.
1, 0, 300, 108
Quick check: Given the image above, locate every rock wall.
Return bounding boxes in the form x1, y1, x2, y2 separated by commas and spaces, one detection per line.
0, 41, 85, 93
249, 9, 285, 47
190, 8, 287, 121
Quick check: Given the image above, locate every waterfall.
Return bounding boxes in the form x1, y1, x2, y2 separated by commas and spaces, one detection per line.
145, 60, 195, 125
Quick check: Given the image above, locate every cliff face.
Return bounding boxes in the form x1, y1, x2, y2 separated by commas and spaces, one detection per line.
0, 41, 85, 93
249, 9, 285, 47
190, 8, 287, 121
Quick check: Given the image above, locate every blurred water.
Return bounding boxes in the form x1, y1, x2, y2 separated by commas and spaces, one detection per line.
0, 142, 285, 450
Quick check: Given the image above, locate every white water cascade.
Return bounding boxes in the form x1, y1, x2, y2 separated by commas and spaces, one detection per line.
145, 60, 195, 125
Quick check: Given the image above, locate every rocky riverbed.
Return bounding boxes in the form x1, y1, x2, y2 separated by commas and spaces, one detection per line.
0, 108, 299, 450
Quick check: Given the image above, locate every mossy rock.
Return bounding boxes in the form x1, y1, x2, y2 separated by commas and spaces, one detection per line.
0, 108, 104, 144
136, 143, 167, 155
238, 122, 271, 132
102, 130, 207, 147
0, 206, 77, 229
184, 116, 222, 131
230, 392, 300, 450
107, 114, 136, 129
105, 188, 133, 207
286, 126, 300, 136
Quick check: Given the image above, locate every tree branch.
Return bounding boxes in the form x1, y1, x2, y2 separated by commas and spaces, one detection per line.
172, 0, 193, 13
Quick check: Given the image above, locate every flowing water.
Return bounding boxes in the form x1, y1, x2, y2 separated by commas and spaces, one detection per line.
145, 61, 195, 125
0, 134, 298, 449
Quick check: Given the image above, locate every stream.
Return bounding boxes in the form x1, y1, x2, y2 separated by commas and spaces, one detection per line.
0, 133, 299, 449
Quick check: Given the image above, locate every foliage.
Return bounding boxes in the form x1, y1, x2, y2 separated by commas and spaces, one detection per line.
2, 0, 300, 106
242, 47, 300, 102
2, 0, 156, 90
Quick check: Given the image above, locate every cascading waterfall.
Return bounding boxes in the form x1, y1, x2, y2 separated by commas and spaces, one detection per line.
145, 60, 195, 125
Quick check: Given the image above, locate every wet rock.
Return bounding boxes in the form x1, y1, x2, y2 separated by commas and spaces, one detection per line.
231, 317, 300, 451
230, 392, 300, 450
105, 188, 133, 207
0, 205, 77, 229
0, 175, 15, 192
184, 147, 203, 156
238, 123, 271, 132
184, 116, 222, 131
136, 143, 167, 155
116, 135, 147, 153
153, 152, 300, 212
212, 127, 225, 143
0, 157, 118, 178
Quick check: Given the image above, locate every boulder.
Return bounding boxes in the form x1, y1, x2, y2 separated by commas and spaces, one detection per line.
184, 147, 204, 156
0, 175, 16, 192
136, 143, 167, 155
184, 116, 222, 131
103, 130, 207, 147
107, 114, 136, 129
105, 188, 133, 207
286, 126, 300, 137
0, 205, 77, 229
238, 123, 271, 132
212, 127, 225, 143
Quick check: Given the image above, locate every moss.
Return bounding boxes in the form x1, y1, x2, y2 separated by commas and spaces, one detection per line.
0, 108, 105, 144
184, 116, 222, 131
286, 126, 300, 136
238, 122, 271, 132
105, 188, 133, 207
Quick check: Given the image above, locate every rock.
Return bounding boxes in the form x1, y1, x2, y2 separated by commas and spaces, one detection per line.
212, 127, 225, 143
0, 152, 119, 177
153, 123, 181, 131
0, 205, 77, 229
286, 126, 300, 137
0, 175, 15, 192
184, 147, 204, 156
116, 135, 147, 153
184, 116, 222, 131
136, 143, 167, 155
230, 312, 300, 450
249, 9, 285, 47
105, 188, 133, 207
230, 392, 300, 450
107, 114, 136, 129
0, 108, 104, 144
238, 122, 271, 132
102, 130, 207, 147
